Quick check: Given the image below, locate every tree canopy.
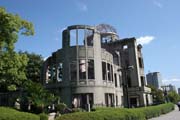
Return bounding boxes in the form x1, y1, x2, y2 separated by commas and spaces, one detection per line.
19, 51, 44, 83
167, 91, 180, 103
148, 85, 165, 104
0, 7, 34, 92
21, 80, 58, 113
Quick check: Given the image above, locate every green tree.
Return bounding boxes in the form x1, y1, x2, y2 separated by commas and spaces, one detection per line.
19, 51, 44, 83
148, 85, 165, 104
0, 52, 28, 91
167, 91, 180, 103
0, 7, 34, 92
22, 80, 58, 113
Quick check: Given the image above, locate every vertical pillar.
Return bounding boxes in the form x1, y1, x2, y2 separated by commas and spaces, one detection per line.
84, 28, 88, 85
86, 94, 90, 112
76, 29, 79, 85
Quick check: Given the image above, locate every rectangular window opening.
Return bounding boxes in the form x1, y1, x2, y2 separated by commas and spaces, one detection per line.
111, 65, 113, 82
127, 76, 131, 87
123, 45, 128, 50
78, 29, 86, 46
114, 73, 117, 87
52, 66, 56, 83
105, 93, 114, 107
88, 60, 94, 79
141, 76, 145, 86
57, 63, 63, 82
119, 75, 122, 87
107, 63, 111, 81
70, 30, 77, 46
101, 35, 112, 44
102, 62, 106, 80
46, 66, 51, 83
138, 57, 143, 68
79, 59, 86, 79
87, 29, 94, 46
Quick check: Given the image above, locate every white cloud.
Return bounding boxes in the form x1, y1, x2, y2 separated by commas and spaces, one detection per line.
163, 78, 180, 83
162, 78, 180, 88
153, 0, 163, 8
136, 36, 155, 45
76, 1, 88, 12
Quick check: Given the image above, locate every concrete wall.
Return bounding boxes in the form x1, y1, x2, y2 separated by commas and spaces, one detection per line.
42, 25, 151, 108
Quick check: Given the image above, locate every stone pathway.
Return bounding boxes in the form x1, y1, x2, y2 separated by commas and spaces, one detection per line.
149, 106, 180, 120
48, 112, 56, 120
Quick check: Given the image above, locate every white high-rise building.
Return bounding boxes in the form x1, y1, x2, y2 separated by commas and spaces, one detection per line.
146, 72, 162, 89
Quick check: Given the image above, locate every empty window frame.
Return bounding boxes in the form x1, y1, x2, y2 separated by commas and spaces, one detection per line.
46, 66, 51, 83
114, 73, 117, 87
70, 29, 85, 46
101, 35, 112, 43
78, 29, 86, 46
121, 96, 124, 106
123, 45, 128, 50
105, 93, 114, 107
70, 30, 77, 46
116, 96, 118, 106
88, 60, 95, 79
107, 63, 111, 81
52, 66, 56, 82
57, 63, 63, 82
102, 62, 106, 80
138, 57, 143, 68
127, 76, 131, 87
72, 93, 94, 109
111, 65, 113, 82
70, 29, 94, 47
119, 75, 122, 87
87, 29, 94, 46
141, 76, 145, 86
79, 59, 86, 79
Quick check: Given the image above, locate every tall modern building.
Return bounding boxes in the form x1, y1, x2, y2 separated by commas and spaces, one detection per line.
167, 84, 176, 92
146, 72, 162, 89
42, 24, 152, 109
161, 84, 177, 93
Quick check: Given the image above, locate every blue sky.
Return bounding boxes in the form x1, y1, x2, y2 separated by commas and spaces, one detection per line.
1, 0, 180, 89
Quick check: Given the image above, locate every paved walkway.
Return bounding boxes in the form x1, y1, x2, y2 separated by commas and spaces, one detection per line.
149, 106, 180, 120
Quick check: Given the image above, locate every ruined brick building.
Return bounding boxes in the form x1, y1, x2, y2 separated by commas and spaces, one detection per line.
42, 24, 152, 109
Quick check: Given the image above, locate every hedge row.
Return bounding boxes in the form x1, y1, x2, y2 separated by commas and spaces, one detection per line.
0, 107, 48, 120
56, 103, 174, 120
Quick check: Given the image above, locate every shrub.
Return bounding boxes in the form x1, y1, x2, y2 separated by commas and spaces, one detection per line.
39, 113, 48, 120
0, 107, 39, 120
56, 103, 67, 113
55, 103, 174, 120
141, 103, 174, 119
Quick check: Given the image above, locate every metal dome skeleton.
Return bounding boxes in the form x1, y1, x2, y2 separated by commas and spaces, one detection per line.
96, 24, 119, 42
96, 24, 117, 34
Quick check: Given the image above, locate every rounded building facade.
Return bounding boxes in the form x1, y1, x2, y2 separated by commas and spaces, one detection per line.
42, 24, 152, 109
